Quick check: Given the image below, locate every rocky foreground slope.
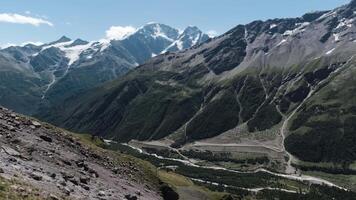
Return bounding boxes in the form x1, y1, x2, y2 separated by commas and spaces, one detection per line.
0, 106, 162, 199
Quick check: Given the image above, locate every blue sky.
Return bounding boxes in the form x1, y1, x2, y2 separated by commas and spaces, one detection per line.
0, 0, 350, 47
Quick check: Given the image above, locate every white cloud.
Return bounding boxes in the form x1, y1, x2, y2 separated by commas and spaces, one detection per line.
0, 13, 53, 27
105, 26, 136, 40
21, 41, 43, 46
0, 43, 16, 49
0, 41, 43, 49
207, 30, 219, 38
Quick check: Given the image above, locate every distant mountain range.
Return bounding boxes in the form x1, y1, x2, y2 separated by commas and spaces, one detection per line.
0, 23, 210, 114
40, 0, 356, 168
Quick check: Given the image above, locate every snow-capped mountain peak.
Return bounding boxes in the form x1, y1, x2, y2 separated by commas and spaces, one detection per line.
66, 39, 89, 47
162, 25, 210, 53
38, 37, 96, 66
134, 23, 180, 42
47, 36, 72, 46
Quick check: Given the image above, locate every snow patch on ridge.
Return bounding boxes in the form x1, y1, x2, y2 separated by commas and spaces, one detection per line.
336, 18, 354, 29
333, 33, 340, 42
161, 40, 183, 54
270, 24, 277, 29
41, 40, 94, 65
276, 39, 287, 47
326, 48, 336, 55
192, 33, 201, 46
283, 22, 310, 37
62, 43, 94, 65
151, 24, 175, 42
318, 11, 337, 21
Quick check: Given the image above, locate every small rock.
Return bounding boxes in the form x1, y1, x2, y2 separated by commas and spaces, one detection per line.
59, 181, 67, 186
30, 173, 42, 181
112, 167, 119, 174
49, 194, 60, 200
10, 185, 19, 190
62, 160, 72, 166
39, 135, 53, 143
50, 173, 56, 179
81, 184, 90, 191
75, 160, 85, 168
98, 191, 106, 197
63, 187, 71, 196
125, 194, 138, 200
30, 125, 36, 129
83, 164, 89, 171
61, 172, 74, 181
88, 168, 99, 178
69, 178, 79, 186
10, 138, 21, 144
9, 126, 16, 131
13, 120, 20, 127
80, 176, 90, 184
5, 133, 13, 139
0, 167, 4, 173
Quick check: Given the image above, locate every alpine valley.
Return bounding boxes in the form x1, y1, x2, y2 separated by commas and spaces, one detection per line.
1, 1, 356, 200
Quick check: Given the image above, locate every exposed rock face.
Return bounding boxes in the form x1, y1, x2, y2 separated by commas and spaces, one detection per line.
0, 106, 161, 199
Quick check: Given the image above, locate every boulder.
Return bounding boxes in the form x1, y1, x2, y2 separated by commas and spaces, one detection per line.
31, 121, 41, 128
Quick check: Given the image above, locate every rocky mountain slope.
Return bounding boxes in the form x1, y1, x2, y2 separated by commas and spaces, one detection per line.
0, 106, 162, 199
0, 23, 210, 115
42, 0, 356, 170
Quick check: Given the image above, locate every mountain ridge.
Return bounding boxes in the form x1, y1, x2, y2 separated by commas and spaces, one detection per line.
40, 0, 356, 170
0, 23, 210, 115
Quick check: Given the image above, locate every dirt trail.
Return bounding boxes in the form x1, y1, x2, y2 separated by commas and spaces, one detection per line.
280, 55, 356, 174
125, 143, 347, 191
280, 89, 314, 174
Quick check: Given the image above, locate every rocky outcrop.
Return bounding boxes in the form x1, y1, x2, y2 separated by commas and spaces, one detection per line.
0, 106, 161, 199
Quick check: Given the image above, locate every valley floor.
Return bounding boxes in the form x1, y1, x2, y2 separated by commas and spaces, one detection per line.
1, 106, 355, 200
